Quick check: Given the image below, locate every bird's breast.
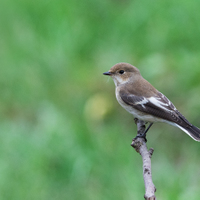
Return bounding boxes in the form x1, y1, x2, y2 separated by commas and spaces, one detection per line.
115, 87, 143, 117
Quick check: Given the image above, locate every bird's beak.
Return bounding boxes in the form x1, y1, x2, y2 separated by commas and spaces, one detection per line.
103, 71, 112, 76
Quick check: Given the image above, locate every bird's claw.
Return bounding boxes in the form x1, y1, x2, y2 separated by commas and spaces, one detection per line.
134, 134, 147, 143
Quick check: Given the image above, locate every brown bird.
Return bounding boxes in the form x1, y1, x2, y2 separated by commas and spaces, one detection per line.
103, 62, 200, 141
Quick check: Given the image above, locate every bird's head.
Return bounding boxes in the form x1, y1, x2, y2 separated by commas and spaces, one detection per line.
103, 63, 141, 86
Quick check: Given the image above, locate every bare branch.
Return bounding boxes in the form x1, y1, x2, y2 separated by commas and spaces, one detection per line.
131, 119, 156, 200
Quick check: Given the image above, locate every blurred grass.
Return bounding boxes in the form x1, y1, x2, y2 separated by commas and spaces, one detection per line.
0, 0, 200, 199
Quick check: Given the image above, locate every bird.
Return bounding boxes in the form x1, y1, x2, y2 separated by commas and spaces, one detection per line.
103, 62, 200, 141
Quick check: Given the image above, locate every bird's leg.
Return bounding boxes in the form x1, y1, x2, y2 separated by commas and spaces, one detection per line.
144, 122, 153, 135
137, 122, 153, 139
134, 120, 153, 142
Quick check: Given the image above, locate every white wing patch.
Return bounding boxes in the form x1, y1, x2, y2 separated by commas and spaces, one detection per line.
125, 93, 176, 112
148, 97, 169, 111
148, 94, 176, 112
134, 98, 148, 108
126, 95, 149, 108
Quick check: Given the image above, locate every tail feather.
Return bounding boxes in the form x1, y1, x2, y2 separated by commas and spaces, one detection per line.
176, 124, 200, 141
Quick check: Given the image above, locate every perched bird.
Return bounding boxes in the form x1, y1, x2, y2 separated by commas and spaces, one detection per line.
103, 62, 200, 141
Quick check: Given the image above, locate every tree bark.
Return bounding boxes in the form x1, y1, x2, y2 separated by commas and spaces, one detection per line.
131, 119, 156, 200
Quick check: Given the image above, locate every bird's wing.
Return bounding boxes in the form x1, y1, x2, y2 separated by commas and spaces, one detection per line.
120, 91, 192, 127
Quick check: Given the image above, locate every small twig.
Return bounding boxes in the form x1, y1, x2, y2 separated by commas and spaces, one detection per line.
131, 119, 156, 200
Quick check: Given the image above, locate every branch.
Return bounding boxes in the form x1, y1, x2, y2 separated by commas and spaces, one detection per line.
131, 119, 156, 200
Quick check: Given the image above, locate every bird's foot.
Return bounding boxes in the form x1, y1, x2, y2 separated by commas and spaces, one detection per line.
133, 133, 147, 143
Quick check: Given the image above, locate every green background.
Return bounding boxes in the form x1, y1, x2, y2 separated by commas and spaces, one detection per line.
1, 0, 200, 199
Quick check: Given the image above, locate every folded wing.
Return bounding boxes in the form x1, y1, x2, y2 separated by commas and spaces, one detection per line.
120, 91, 192, 128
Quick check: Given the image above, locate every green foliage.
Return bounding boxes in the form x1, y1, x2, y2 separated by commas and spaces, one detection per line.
1, 0, 200, 199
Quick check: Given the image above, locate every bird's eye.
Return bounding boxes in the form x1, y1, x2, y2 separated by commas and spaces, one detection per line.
119, 70, 124, 74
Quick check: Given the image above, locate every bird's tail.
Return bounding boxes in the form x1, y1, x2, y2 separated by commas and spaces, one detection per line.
176, 124, 200, 141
